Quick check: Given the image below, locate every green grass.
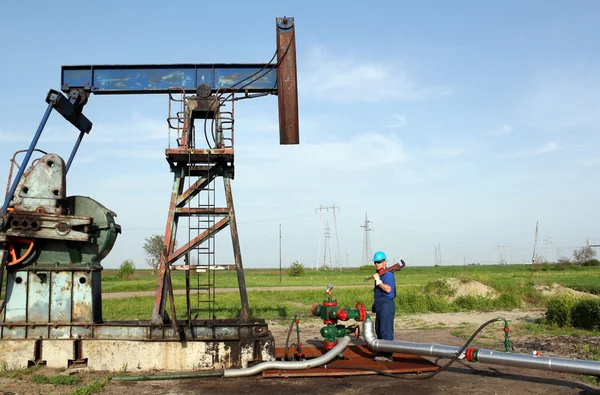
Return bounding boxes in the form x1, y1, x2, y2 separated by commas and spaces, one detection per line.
99, 264, 600, 294
32, 374, 80, 385
73, 379, 109, 395
103, 278, 548, 321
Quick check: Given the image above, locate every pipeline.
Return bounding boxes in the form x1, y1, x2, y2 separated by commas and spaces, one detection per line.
363, 316, 600, 376
223, 335, 351, 378
112, 335, 351, 381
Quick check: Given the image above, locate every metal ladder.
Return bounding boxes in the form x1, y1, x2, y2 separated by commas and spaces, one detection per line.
165, 89, 236, 322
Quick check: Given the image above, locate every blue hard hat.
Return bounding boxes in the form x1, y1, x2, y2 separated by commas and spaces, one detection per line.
373, 251, 387, 262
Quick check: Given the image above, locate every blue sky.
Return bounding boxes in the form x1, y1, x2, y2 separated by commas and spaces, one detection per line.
1, 1, 599, 269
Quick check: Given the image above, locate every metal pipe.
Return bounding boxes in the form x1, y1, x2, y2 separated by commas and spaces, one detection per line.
363, 317, 600, 376
1, 103, 53, 214
111, 335, 351, 381
223, 335, 351, 378
65, 130, 85, 174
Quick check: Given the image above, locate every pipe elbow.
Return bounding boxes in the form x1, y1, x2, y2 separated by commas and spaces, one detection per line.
362, 317, 378, 350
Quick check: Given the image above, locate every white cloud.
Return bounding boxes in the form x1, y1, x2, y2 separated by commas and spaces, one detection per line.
500, 141, 558, 158
487, 124, 513, 136
300, 46, 452, 103
387, 114, 408, 128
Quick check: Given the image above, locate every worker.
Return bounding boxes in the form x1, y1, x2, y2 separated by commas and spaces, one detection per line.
372, 250, 396, 362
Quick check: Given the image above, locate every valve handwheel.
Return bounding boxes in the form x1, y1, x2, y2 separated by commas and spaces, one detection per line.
6, 237, 35, 266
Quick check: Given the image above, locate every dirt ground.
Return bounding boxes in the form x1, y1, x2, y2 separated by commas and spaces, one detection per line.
2, 309, 600, 395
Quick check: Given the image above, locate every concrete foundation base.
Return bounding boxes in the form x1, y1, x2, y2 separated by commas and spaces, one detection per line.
0, 336, 275, 371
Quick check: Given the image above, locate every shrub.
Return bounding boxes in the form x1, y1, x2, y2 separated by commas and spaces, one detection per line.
358, 264, 374, 271
496, 293, 521, 309
287, 261, 305, 277
582, 259, 600, 267
545, 296, 577, 327
571, 299, 600, 331
117, 259, 136, 279
423, 280, 455, 298
569, 285, 600, 295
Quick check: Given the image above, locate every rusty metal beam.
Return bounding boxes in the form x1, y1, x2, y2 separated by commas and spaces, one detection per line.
224, 175, 250, 321
174, 207, 229, 216
176, 172, 219, 208
276, 17, 299, 145
152, 174, 184, 325
167, 217, 230, 264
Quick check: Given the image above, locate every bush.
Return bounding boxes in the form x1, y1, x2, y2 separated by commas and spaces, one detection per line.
423, 280, 455, 298
287, 261, 305, 277
117, 259, 136, 279
582, 259, 600, 267
571, 299, 600, 331
496, 293, 521, 309
569, 285, 600, 295
359, 264, 374, 271
545, 296, 577, 327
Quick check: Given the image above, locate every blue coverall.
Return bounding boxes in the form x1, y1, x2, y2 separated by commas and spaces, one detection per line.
374, 271, 396, 358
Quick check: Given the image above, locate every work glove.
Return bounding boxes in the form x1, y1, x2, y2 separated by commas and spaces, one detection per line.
373, 273, 383, 286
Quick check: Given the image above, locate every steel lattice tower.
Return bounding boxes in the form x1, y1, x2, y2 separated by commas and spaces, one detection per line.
361, 213, 373, 267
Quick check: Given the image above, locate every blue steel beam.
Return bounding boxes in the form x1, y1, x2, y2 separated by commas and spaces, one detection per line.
61, 64, 278, 94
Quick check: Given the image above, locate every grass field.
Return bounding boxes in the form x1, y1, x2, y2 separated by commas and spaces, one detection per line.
100, 263, 600, 293
3, 263, 599, 322
99, 263, 600, 321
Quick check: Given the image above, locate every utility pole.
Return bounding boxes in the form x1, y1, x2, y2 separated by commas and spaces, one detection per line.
279, 224, 282, 285
531, 221, 538, 280
361, 213, 373, 267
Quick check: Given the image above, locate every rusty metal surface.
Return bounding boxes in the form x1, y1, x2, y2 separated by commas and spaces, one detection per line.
174, 207, 229, 216
265, 345, 439, 377
276, 17, 299, 145
224, 175, 250, 321
165, 148, 234, 165
176, 171, 219, 208
167, 217, 229, 264
152, 173, 183, 325
0, 319, 272, 341
12, 154, 66, 215
2, 270, 101, 339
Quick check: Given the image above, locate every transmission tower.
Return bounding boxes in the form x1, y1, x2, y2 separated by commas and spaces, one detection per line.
543, 235, 553, 263
434, 244, 442, 266
496, 244, 509, 265
315, 204, 341, 270
323, 220, 332, 269
361, 213, 373, 267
